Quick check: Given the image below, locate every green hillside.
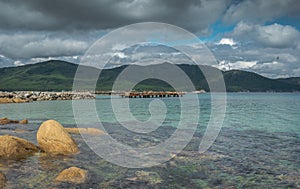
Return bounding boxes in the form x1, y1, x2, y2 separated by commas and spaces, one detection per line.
223, 70, 299, 92
0, 60, 299, 92
0, 60, 76, 91
276, 77, 300, 86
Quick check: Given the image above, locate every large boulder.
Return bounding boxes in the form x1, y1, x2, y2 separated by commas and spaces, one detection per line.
65, 128, 106, 135
55, 167, 88, 184
0, 172, 6, 189
37, 120, 79, 155
0, 135, 39, 159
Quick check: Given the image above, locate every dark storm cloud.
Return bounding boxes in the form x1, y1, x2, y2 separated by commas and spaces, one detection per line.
0, 0, 229, 32
0, 0, 229, 62
0, 0, 299, 78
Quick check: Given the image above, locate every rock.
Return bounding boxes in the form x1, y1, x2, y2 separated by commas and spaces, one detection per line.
55, 167, 88, 184
0, 118, 28, 125
12, 98, 25, 103
37, 120, 79, 155
0, 92, 95, 103
65, 128, 106, 135
19, 119, 28, 124
0, 135, 39, 159
126, 171, 163, 185
0, 172, 6, 189
14, 129, 27, 133
0, 98, 13, 104
0, 118, 18, 125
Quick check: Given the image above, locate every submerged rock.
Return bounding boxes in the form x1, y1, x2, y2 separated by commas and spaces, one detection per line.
0, 172, 6, 189
37, 120, 79, 155
14, 129, 27, 133
0, 135, 39, 159
0, 118, 28, 125
55, 167, 88, 184
65, 128, 106, 135
126, 171, 163, 185
0, 118, 18, 125
19, 119, 28, 124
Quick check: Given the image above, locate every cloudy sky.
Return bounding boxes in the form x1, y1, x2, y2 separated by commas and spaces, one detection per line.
0, 0, 300, 78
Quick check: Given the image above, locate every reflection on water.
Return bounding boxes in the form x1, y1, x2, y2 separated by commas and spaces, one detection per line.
0, 93, 299, 188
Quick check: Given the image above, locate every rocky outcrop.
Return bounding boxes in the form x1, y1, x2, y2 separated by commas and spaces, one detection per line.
37, 120, 79, 155
0, 118, 29, 125
65, 128, 106, 135
0, 135, 39, 159
0, 172, 6, 189
55, 167, 88, 184
0, 91, 95, 104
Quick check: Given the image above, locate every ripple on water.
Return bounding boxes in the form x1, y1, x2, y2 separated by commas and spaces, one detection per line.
0, 122, 299, 188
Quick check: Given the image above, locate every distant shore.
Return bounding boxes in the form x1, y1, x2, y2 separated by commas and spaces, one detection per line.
0, 91, 95, 104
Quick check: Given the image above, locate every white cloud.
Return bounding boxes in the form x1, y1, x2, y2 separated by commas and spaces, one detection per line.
113, 52, 127, 59
232, 22, 300, 48
255, 24, 300, 48
215, 60, 257, 71
13, 60, 24, 66
0, 32, 89, 59
223, 0, 300, 24
217, 38, 237, 46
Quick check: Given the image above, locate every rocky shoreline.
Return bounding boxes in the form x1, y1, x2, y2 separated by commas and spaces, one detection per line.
0, 119, 106, 187
0, 91, 95, 103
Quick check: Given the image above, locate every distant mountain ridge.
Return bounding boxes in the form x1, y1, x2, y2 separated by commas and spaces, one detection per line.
0, 60, 299, 92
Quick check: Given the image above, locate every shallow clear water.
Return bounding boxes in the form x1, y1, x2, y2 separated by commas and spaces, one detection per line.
0, 93, 299, 188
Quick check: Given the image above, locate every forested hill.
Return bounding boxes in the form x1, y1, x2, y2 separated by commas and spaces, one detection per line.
0, 60, 299, 92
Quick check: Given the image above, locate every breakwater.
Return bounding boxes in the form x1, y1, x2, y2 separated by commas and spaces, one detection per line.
0, 91, 95, 103
120, 91, 185, 98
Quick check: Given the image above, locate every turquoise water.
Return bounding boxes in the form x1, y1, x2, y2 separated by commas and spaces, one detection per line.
1, 93, 299, 135
0, 93, 299, 188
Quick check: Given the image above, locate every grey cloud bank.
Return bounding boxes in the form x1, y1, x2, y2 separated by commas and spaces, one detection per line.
0, 0, 299, 78
0, 0, 228, 32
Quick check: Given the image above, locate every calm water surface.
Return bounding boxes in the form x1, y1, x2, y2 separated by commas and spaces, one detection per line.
0, 93, 299, 188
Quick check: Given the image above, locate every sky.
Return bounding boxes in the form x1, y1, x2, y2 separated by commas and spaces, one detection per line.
0, 0, 300, 78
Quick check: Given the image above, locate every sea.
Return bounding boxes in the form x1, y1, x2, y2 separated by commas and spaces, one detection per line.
0, 93, 299, 188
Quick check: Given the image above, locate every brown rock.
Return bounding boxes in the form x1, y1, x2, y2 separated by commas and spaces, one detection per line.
0, 98, 13, 104
12, 98, 25, 103
65, 128, 106, 135
0, 135, 39, 159
0, 172, 6, 189
19, 119, 28, 124
126, 171, 163, 185
55, 167, 88, 184
14, 129, 27, 133
37, 120, 79, 155
0, 118, 18, 125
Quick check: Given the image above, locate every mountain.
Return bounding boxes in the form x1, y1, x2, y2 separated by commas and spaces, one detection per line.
0, 61, 78, 91
276, 77, 300, 86
223, 70, 300, 92
0, 60, 300, 92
